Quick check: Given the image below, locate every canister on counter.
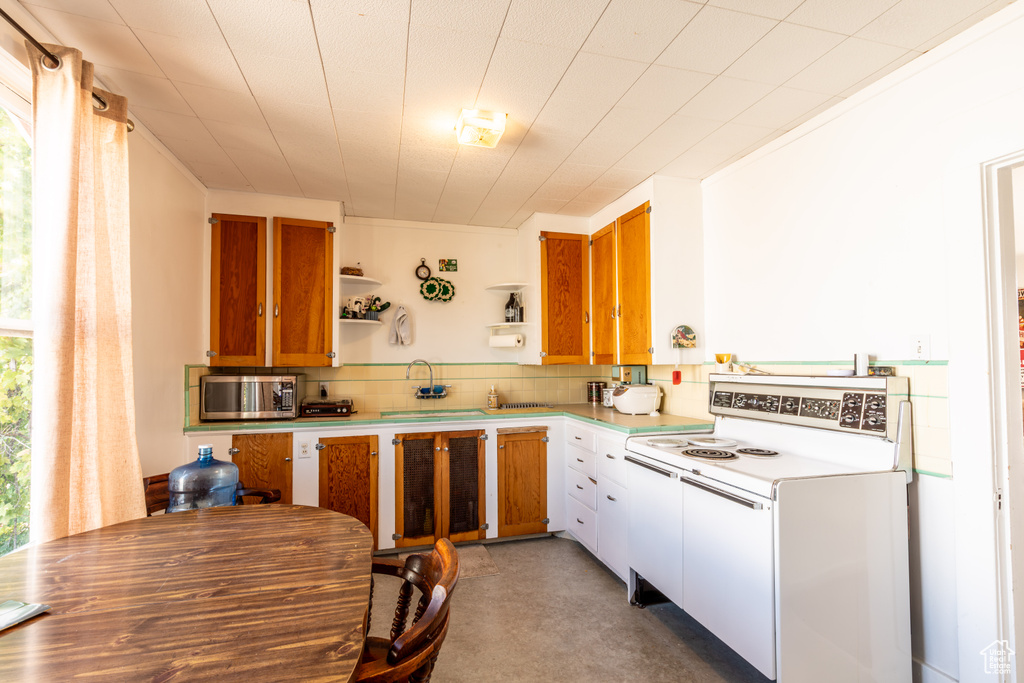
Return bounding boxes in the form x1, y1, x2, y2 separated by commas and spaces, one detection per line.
587, 381, 606, 404
602, 387, 615, 407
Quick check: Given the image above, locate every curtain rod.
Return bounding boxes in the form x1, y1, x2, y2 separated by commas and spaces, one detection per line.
0, 7, 134, 132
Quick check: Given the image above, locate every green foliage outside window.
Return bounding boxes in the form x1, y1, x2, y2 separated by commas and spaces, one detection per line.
0, 105, 32, 555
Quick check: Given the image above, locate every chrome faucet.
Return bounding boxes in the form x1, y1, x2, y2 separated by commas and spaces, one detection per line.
406, 358, 433, 389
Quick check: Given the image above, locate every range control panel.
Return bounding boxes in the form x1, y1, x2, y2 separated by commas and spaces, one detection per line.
710, 376, 902, 437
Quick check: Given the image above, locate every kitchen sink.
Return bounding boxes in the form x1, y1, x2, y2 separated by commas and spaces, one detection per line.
382, 409, 486, 419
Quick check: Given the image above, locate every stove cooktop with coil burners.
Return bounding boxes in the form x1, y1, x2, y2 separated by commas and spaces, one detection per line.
625, 373, 912, 499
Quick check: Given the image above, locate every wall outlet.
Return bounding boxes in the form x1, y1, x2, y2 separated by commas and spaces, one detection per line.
298, 441, 311, 459
911, 334, 931, 360
319, 382, 328, 397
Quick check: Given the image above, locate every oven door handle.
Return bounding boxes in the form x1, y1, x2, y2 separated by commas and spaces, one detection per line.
681, 476, 763, 510
625, 455, 678, 479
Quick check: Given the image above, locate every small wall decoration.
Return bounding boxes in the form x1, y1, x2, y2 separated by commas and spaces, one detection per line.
439, 258, 458, 272
420, 276, 455, 302
415, 258, 431, 280
671, 324, 697, 349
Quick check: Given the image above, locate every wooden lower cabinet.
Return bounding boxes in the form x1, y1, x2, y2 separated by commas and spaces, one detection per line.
231, 433, 293, 504
395, 429, 485, 548
497, 428, 548, 537
318, 435, 378, 548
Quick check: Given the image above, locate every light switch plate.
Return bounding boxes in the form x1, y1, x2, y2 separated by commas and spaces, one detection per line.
910, 335, 931, 360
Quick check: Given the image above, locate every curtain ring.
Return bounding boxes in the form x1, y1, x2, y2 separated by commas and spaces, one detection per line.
40, 53, 60, 71
92, 94, 109, 112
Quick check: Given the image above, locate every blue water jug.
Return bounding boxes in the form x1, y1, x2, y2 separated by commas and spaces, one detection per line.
166, 444, 239, 513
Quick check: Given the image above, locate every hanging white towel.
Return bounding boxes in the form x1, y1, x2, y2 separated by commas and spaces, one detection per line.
389, 305, 411, 345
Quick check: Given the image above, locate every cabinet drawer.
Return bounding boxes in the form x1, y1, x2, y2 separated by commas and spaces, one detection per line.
597, 436, 628, 486
566, 423, 597, 452
566, 443, 597, 478
566, 495, 597, 552
567, 465, 597, 510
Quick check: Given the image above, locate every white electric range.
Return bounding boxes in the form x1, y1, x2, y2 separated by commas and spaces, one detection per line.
624, 374, 913, 683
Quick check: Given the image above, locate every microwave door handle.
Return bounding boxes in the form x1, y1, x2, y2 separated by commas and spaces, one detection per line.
681, 476, 763, 510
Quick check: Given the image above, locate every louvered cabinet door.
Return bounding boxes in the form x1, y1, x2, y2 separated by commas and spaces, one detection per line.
540, 231, 590, 365
319, 435, 378, 548
443, 430, 486, 543
616, 202, 652, 365
497, 429, 548, 537
210, 214, 266, 366
272, 217, 334, 367
231, 433, 292, 504
394, 433, 441, 548
590, 222, 616, 365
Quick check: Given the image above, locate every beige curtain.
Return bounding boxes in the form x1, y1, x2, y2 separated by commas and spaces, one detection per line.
28, 44, 145, 543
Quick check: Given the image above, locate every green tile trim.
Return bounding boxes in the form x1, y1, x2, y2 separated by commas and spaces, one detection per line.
914, 469, 953, 479
699, 360, 949, 366
184, 410, 714, 435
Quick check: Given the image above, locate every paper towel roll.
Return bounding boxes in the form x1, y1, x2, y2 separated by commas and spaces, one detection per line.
489, 334, 523, 348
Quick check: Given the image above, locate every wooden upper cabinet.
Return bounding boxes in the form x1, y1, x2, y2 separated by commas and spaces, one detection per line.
617, 203, 652, 365
209, 214, 266, 366
540, 231, 590, 365
272, 217, 334, 367
591, 223, 616, 366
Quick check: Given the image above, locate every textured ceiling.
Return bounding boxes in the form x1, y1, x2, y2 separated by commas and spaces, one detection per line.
17, 0, 1015, 228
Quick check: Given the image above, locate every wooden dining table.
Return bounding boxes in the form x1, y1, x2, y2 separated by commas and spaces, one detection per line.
0, 504, 373, 681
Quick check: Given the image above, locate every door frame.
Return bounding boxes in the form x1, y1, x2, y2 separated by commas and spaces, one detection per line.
979, 149, 1024, 676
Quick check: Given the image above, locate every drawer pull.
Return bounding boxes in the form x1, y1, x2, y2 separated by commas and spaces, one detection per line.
576, 484, 583, 490
575, 435, 582, 440
606, 495, 617, 502
588, 477, 597, 485
576, 457, 584, 463
606, 454, 615, 459
577, 518, 584, 524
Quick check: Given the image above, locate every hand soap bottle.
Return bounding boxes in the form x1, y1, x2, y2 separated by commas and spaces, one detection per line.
487, 385, 499, 409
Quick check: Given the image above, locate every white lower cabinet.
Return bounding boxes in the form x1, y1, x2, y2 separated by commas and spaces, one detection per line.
566, 495, 598, 551
597, 477, 628, 580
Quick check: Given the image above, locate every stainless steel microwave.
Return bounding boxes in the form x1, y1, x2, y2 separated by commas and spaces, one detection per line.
200, 375, 301, 420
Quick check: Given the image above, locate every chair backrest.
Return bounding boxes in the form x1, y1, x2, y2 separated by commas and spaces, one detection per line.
143, 473, 281, 515
142, 473, 170, 516
359, 538, 460, 681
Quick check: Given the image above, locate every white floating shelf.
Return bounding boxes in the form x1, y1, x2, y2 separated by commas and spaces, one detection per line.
339, 275, 382, 286
485, 282, 528, 292
339, 318, 382, 325
486, 322, 529, 329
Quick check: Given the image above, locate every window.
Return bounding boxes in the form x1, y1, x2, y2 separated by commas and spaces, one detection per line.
0, 102, 32, 554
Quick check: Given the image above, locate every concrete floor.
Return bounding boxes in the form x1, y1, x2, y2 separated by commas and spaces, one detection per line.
370, 536, 771, 683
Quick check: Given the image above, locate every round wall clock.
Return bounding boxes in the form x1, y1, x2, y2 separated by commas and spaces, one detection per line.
415, 258, 431, 280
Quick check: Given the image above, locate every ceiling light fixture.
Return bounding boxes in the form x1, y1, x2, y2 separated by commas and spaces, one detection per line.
455, 109, 507, 148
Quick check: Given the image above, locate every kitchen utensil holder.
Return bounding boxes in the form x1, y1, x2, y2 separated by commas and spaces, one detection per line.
412, 384, 451, 399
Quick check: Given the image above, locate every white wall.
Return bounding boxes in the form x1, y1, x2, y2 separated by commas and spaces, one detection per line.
698, 4, 1024, 678
1015, 164, 1024, 281
340, 216, 519, 364
129, 129, 206, 476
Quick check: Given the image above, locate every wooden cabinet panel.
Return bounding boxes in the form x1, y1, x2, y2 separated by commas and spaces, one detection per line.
319, 435, 378, 548
395, 429, 484, 548
497, 430, 548, 537
540, 231, 590, 365
616, 202, 652, 365
210, 214, 266, 366
591, 223, 616, 366
231, 433, 292, 504
272, 217, 334, 367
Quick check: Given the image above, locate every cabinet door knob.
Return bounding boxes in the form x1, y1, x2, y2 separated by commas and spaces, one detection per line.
274, 304, 279, 317
435, 447, 441, 451
284, 457, 292, 462
227, 447, 239, 455
257, 302, 263, 317
584, 311, 589, 323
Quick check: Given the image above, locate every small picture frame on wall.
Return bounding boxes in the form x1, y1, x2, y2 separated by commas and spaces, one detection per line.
439, 259, 458, 272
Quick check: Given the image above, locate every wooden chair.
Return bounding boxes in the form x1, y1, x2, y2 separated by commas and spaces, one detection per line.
357, 538, 460, 683
142, 473, 281, 516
